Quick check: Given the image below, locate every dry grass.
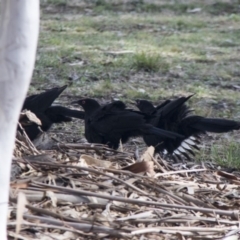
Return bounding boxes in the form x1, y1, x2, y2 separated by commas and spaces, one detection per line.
9, 136, 240, 239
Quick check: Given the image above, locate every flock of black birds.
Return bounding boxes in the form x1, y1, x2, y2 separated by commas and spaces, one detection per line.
19, 85, 240, 161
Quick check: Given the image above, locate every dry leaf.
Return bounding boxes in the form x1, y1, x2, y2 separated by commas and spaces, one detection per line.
10, 182, 28, 189
187, 187, 194, 195
80, 154, 112, 168
122, 161, 155, 176
141, 146, 154, 162
20, 110, 42, 126
46, 191, 57, 207
16, 192, 27, 238
117, 211, 154, 221
217, 171, 238, 180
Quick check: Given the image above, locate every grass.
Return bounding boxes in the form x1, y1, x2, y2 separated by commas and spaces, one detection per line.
212, 142, 240, 169
131, 52, 169, 72
198, 139, 240, 170
37, 0, 240, 168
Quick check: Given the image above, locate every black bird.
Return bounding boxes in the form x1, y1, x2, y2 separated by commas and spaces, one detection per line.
136, 96, 240, 160
72, 98, 184, 150
20, 85, 85, 140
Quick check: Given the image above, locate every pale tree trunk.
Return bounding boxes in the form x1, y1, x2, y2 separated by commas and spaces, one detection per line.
0, 0, 39, 239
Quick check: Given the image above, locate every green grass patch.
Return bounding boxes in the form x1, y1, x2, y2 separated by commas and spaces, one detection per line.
90, 79, 116, 97
125, 88, 150, 99
211, 141, 240, 169
131, 52, 169, 73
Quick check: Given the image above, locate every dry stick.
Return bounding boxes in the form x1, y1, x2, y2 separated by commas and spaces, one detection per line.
24, 161, 235, 206
131, 229, 227, 236
91, 174, 157, 200
157, 155, 172, 171
34, 160, 203, 204
54, 141, 130, 155
125, 214, 240, 225
156, 179, 239, 189
25, 204, 101, 225
30, 160, 206, 181
27, 160, 154, 199
15, 139, 32, 152
11, 161, 154, 204
89, 171, 151, 198
8, 221, 96, 237
16, 160, 238, 201
180, 215, 240, 225
154, 168, 206, 177
17, 123, 40, 154
54, 141, 133, 162
132, 226, 237, 233
28, 160, 150, 180
224, 228, 240, 237
11, 215, 235, 237
139, 181, 188, 205
176, 192, 215, 209
151, 154, 167, 172
121, 217, 191, 224
110, 167, 206, 178
8, 231, 29, 240
82, 203, 139, 213
30, 181, 239, 219
15, 138, 39, 157
21, 161, 238, 205
20, 157, 42, 172
143, 177, 221, 209
129, 218, 228, 225
22, 214, 131, 237
10, 190, 91, 204
99, 167, 150, 178
8, 220, 235, 238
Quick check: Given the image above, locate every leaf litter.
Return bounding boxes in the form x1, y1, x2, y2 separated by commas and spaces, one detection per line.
9, 126, 240, 239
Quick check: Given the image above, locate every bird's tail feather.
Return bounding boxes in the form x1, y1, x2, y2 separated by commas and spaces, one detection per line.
191, 117, 240, 133
45, 106, 85, 123
146, 125, 184, 139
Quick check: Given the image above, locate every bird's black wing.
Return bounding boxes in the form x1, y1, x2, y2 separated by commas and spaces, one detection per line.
23, 85, 68, 113
156, 95, 193, 119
